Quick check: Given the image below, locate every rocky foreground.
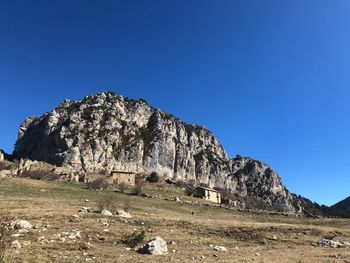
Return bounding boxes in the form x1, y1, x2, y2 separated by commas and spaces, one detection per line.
12, 91, 321, 214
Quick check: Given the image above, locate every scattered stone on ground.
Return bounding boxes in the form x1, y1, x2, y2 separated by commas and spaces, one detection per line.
11, 240, 21, 249
99, 218, 109, 227
69, 214, 81, 222
311, 239, 350, 248
138, 236, 168, 255
214, 245, 228, 252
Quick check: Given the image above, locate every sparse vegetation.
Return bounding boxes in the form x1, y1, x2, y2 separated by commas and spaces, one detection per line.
121, 229, 145, 248
81, 107, 94, 121
86, 176, 109, 190
123, 199, 131, 213
118, 182, 128, 193
21, 169, 61, 181
184, 180, 196, 196
97, 195, 118, 214
147, 172, 160, 183
133, 176, 144, 196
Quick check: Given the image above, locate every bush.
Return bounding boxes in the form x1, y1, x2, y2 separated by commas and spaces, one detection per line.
185, 184, 196, 196
147, 172, 160, 183
133, 176, 144, 196
97, 196, 118, 214
0, 214, 12, 262
184, 180, 196, 196
175, 180, 187, 189
175, 180, 196, 196
123, 199, 131, 213
86, 176, 109, 190
121, 229, 145, 248
0, 162, 11, 172
21, 169, 60, 181
118, 182, 128, 193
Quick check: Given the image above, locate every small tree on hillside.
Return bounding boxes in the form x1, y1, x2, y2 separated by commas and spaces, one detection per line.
147, 172, 160, 183
118, 182, 128, 193
133, 176, 144, 196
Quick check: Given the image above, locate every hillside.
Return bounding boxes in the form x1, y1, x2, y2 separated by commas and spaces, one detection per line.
13, 92, 319, 214
0, 177, 349, 262
323, 196, 350, 218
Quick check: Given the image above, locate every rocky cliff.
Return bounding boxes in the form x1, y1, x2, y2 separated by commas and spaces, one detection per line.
14, 92, 313, 213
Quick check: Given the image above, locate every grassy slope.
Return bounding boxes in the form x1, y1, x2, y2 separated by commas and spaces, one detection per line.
1, 177, 350, 263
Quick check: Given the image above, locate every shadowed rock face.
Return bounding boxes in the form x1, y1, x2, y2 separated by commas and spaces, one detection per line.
332, 197, 350, 211
14, 92, 308, 213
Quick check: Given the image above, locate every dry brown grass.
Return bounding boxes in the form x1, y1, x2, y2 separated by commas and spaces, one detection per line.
0, 177, 349, 262
0, 213, 12, 262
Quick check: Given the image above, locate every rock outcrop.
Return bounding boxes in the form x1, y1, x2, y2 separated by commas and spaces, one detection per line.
138, 236, 168, 255
13, 92, 314, 213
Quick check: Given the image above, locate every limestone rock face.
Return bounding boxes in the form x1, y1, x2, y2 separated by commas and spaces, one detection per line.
14, 92, 309, 213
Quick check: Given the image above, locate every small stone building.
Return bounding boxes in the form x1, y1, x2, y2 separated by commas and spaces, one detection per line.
194, 187, 221, 204
108, 171, 136, 187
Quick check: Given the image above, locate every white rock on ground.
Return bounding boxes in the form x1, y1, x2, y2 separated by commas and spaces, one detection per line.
69, 214, 81, 222
138, 236, 168, 255
11, 219, 32, 230
11, 240, 21, 249
78, 207, 91, 213
117, 210, 132, 218
69, 231, 81, 239
214, 246, 228, 252
101, 209, 113, 216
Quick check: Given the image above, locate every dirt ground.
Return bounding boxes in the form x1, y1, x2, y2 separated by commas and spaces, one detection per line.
0, 177, 349, 263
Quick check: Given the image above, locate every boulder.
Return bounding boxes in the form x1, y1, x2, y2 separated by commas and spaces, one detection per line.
138, 236, 168, 255
78, 207, 91, 213
117, 210, 132, 218
11, 219, 32, 230
214, 245, 228, 252
101, 209, 113, 216
69, 214, 80, 222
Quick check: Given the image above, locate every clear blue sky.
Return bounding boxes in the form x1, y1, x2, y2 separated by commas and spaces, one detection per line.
1, 0, 350, 206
